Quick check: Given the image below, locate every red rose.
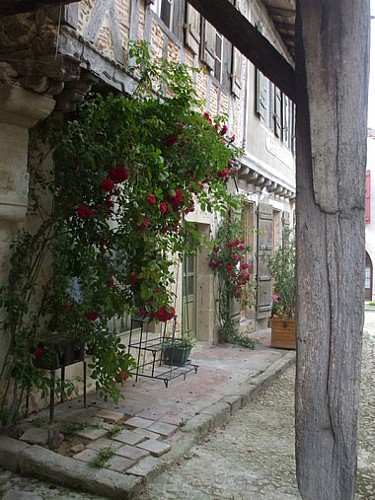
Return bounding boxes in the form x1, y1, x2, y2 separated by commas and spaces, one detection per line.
230, 134, 236, 143
168, 189, 183, 205
84, 311, 99, 321
203, 112, 212, 123
147, 194, 156, 205
115, 370, 128, 384
241, 263, 249, 270
159, 202, 168, 214
106, 276, 116, 287
218, 167, 230, 181
138, 218, 149, 231
209, 259, 219, 269
33, 347, 44, 359
220, 124, 228, 136
105, 195, 114, 208
76, 205, 94, 219
164, 134, 179, 146
213, 246, 220, 253
154, 306, 175, 322
130, 273, 138, 283
100, 178, 115, 192
226, 264, 234, 271
109, 165, 129, 184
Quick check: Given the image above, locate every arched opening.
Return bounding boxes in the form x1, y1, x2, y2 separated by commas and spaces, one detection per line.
365, 251, 373, 301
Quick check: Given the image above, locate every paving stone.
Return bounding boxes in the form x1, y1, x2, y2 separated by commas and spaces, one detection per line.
111, 430, 144, 446
94, 409, 125, 423
136, 439, 171, 457
76, 427, 108, 440
133, 428, 162, 440
70, 443, 85, 454
147, 421, 178, 437
18, 428, 49, 445
72, 448, 97, 463
124, 416, 154, 429
100, 422, 116, 431
126, 456, 160, 477
114, 444, 150, 460
136, 409, 166, 420
106, 455, 136, 473
86, 438, 122, 452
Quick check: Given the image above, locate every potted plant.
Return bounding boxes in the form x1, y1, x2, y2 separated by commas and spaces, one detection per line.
163, 336, 196, 366
266, 229, 296, 349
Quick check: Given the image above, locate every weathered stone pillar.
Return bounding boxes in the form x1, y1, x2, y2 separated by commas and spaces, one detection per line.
0, 84, 55, 373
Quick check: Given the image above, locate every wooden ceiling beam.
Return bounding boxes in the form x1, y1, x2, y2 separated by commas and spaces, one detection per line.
187, 0, 296, 101
0, 0, 80, 17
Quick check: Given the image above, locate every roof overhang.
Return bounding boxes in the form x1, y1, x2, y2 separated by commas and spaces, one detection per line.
0, 0, 81, 17
187, 0, 296, 101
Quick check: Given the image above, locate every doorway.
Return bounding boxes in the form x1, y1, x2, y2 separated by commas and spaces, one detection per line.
182, 251, 196, 336
365, 252, 373, 301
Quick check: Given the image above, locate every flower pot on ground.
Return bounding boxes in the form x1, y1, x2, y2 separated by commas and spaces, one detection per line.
163, 337, 195, 366
266, 229, 296, 350
269, 317, 296, 349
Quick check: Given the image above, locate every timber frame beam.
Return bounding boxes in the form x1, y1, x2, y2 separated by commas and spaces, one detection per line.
187, 0, 296, 101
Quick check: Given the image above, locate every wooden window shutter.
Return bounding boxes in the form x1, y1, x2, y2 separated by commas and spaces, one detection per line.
274, 87, 282, 138
172, 0, 185, 41
229, 0, 241, 96
202, 21, 216, 70
184, 4, 201, 54
256, 70, 267, 119
255, 22, 267, 119
221, 37, 231, 89
231, 46, 242, 97
366, 170, 371, 224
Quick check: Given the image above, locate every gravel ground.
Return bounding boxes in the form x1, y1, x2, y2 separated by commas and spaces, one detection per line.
1, 312, 374, 499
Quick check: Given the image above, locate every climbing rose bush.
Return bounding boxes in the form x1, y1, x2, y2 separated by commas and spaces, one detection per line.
0, 41, 242, 420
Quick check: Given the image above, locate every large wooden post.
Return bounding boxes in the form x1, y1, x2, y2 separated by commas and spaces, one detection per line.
295, 1, 370, 499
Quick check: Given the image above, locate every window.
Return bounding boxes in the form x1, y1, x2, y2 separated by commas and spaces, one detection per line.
185, 5, 231, 88
151, 0, 173, 30
214, 32, 223, 82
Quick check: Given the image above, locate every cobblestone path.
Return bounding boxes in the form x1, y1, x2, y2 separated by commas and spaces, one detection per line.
1, 313, 374, 499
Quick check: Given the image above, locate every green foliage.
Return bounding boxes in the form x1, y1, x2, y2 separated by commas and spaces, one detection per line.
0, 41, 241, 426
108, 424, 123, 436
266, 229, 296, 319
64, 420, 89, 434
89, 447, 115, 468
209, 214, 256, 348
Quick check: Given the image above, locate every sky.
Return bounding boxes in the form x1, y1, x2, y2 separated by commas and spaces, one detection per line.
369, 1, 375, 128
